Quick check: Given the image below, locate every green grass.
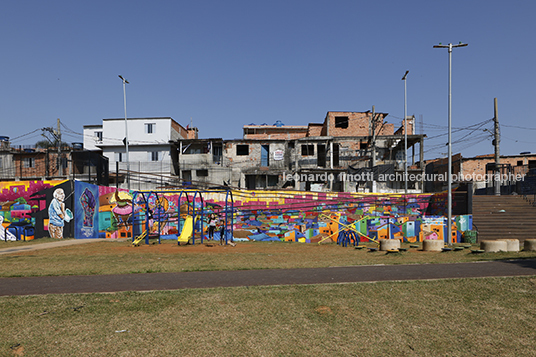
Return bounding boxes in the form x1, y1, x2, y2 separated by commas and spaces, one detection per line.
1, 277, 536, 356
1, 240, 536, 278
2, 239, 536, 356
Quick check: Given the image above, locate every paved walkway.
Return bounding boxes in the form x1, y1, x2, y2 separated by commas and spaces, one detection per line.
0, 238, 128, 256
1, 259, 535, 296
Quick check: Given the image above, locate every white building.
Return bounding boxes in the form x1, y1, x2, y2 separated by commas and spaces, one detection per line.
83, 117, 192, 189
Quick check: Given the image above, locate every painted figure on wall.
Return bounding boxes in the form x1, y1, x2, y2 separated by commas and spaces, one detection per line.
80, 188, 96, 227
110, 190, 133, 228
149, 196, 170, 234
48, 188, 72, 239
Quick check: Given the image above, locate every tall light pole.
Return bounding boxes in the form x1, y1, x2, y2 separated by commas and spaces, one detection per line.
433, 42, 468, 245
402, 70, 409, 197
119, 75, 130, 191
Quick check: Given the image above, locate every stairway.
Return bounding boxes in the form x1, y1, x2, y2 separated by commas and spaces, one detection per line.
472, 195, 536, 242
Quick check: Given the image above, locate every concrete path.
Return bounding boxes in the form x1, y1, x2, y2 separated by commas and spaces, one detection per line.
1, 259, 535, 297
0, 238, 128, 256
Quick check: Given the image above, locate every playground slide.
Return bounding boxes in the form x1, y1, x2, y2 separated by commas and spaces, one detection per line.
178, 216, 195, 244
132, 230, 148, 246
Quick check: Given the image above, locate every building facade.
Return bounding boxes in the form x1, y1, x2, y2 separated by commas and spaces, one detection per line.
84, 117, 195, 189
172, 111, 425, 193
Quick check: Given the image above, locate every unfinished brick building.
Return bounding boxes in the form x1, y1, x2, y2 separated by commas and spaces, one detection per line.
172, 111, 425, 193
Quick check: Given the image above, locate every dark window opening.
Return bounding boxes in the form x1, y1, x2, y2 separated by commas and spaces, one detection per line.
333, 144, 340, 167
236, 145, 249, 156
360, 141, 368, 150
301, 144, 314, 156
317, 144, 326, 167
517, 160, 523, 166
213, 143, 223, 164
529, 160, 536, 169
182, 170, 192, 181
196, 169, 208, 177
335, 116, 349, 129
183, 143, 206, 154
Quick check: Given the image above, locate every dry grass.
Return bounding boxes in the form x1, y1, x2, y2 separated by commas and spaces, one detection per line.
1, 277, 536, 356
1, 239, 536, 278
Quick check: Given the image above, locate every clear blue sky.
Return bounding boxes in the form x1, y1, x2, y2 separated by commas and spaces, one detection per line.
1, 0, 534, 160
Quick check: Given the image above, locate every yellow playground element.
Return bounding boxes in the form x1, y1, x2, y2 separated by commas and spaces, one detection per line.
132, 230, 148, 246
178, 215, 196, 244
318, 213, 378, 245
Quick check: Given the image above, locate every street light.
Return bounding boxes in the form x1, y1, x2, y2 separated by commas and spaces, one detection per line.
118, 75, 130, 191
402, 70, 409, 197
433, 42, 468, 245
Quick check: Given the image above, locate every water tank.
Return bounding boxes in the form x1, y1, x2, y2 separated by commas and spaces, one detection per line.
72, 142, 83, 150
0, 136, 9, 142
274, 120, 284, 127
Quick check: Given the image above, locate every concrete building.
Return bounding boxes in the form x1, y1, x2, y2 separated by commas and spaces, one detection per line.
84, 117, 196, 189
0, 137, 13, 181
0, 137, 108, 185
172, 111, 426, 193
425, 152, 536, 194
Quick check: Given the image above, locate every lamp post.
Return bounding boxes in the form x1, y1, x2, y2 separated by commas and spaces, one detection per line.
433, 42, 468, 245
402, 70, 409, 197
118, 75, 130, 191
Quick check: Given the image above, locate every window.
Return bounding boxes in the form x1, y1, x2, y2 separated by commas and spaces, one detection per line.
301, 145, 314, 156
335, 116, 349, 129
267, 175, 278, 187
145, 123, 156, 134
196, 169, 208, 177
115, 152, 123, 162
182, 170, 192, 181
517, 160, 523, 166
23, 157, 34, 168
182, 143, 205, 154
149, 151, 159, 161
95, 131, 103, 141
236, 145, 249, 156
0, 157, 2, 168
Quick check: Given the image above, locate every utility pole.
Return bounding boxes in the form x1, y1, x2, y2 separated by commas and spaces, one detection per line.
56, 118, 62, 176
494, 98, 500, 196
433, 41, 468, 245
119, 75, 130, 191
370, 105, 382, 192
402, 70, 409, 196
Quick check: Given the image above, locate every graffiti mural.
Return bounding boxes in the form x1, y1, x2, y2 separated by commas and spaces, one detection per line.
0, 180, 66, 240
0, 180, 473, 244
74, 181, 99, 238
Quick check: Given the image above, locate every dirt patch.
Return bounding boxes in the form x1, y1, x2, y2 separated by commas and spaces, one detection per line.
315, 306, 333, 315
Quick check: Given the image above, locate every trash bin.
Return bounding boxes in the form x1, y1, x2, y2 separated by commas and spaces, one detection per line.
463, 230, 478, 244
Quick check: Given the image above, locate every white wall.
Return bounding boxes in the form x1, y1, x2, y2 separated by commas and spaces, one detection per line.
102, 118, 173, 146
83, 126, 103, 151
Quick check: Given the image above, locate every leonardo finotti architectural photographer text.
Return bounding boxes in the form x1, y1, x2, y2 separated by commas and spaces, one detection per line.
282, 172, 526, 183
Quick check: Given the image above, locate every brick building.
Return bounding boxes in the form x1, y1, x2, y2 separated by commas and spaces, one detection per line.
425, 152, 536, 193
0, 139, 109, 185
172, 111, 425, 193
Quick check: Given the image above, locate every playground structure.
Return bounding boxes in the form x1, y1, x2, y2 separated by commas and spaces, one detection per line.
131, 189, 234, 246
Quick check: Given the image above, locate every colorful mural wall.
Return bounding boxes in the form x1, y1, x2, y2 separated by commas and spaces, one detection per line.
0, 180, 68, 240
0, 180, 473, 244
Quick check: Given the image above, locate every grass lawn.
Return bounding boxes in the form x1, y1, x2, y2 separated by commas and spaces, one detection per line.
1, 239, 536, 278
1, 277, 535, 356
1, 239, 536, 356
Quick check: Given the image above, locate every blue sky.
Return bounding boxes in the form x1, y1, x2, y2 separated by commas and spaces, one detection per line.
1, 0, 534, 160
